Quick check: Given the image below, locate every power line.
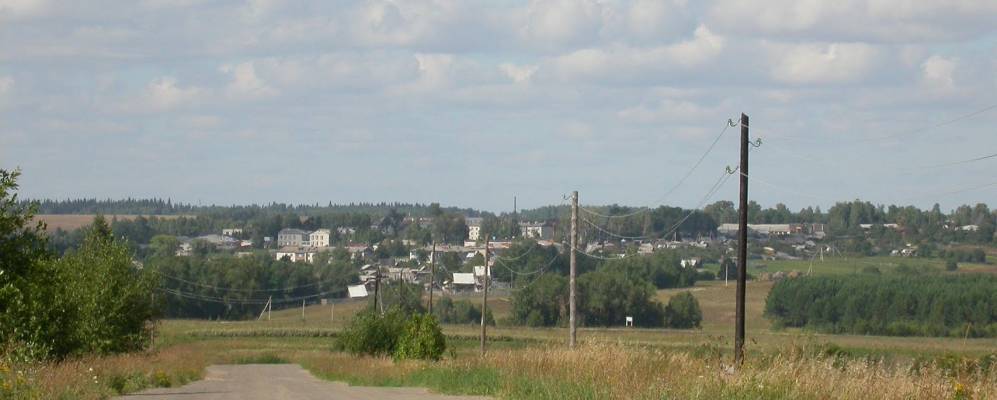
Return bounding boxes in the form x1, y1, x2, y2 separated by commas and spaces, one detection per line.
572, 167, 736, 261
492, 242, 537, 261
758, 102, 997, 145
580, 118, 737, 219
580, 217, 652, 240
154, 270, 343, 293
854, 103, 997, 143
907, 151, 997, 170
494, 251, 560, 276
158, 287, 340, 305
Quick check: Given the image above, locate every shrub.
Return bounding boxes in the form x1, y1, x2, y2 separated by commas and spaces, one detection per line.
339, 309, 407, 357
395, 314, 446, 361
664, 292, 702, 329
945, 260, 958, 271
433, 297, 494, 325
861, 266, 881, 275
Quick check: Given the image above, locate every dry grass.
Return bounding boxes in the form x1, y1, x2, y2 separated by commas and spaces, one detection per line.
32, 214, 190, 232
6, 334, 996, 399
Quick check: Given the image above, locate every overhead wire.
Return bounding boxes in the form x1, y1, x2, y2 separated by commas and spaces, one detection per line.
755, 102, 997, 145
580, 217, 652, 240
579, 117, 738, 219
155, 270, 341, 293
157, 287, 341, 305
572, 166, 736, 261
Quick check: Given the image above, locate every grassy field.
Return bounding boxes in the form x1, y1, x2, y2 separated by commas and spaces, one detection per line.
6, 258, 997, 399
697, 255, 996, 277
31, 214, 189, 232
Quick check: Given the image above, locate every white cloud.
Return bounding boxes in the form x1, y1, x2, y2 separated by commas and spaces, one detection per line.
708, 0, 997, 43
0, 76, 12, 94
520, 0, 604, 48
617, 98, 716, 124
220, 62, 275, 100
545, 24, 725, 82
499, 63, 538, 83
767, 42, 880, 84
921, 55, 958, 92
145, 77, 203, 110
0, 0, 48, 19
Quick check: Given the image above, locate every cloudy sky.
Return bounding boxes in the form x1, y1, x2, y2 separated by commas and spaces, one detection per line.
1, 0, 995, 212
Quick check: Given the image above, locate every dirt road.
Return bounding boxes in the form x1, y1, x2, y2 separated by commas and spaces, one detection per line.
115, 364, 491, 400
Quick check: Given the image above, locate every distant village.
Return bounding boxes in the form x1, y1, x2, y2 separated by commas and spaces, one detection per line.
165, 214, 987, 296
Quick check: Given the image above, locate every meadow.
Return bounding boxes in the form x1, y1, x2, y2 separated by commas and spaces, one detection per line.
31, 214, 188, 232
5, 256, 997, 399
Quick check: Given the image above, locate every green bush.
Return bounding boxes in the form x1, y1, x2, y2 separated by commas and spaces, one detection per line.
1, 169, 156, 360
338, 309, 407, 357
945, 260, 958, 271
395, 314, 446, 361
664, 292, 702, 329
433, 297, 494, 325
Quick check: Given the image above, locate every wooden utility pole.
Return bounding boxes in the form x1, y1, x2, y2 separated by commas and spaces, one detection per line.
735, 113, 750, 366
258, 296, 272, 321
149, 293, 156, 351
302, 299, 306, 322
373, 269, 381, 314
429, 241, 436, 315
480, 237, 490, 356
569, 190, 578, 348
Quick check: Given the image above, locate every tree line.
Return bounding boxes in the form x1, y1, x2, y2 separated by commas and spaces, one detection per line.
765, 274, 997, 338
510, 251, 705, 328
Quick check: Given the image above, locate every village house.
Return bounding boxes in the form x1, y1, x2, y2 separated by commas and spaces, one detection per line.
275, 246, 318, 263
309, 229, 331, 248
519, 221, 554, 240
466, 217, 483, 241
277, 228, 310, 247
221, 228, 243, 236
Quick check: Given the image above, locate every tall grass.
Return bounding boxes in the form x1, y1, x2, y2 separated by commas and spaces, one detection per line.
4, 336, 995, 399
299, 340, 996, 399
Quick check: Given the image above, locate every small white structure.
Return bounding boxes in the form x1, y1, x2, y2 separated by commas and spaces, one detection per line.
453, 273, 476, 285
309, 229, 331, 248
519, 221, 554, 240
625, 316, 634, 327
466, 217, 483, 241
275, 246, 317, 263
347, 285, 369, 298
277, 229, 310, 247
222, 228, 243, 236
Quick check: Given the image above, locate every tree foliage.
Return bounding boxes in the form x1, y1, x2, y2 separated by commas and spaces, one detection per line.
766, 275, 997, 337
433, 297, 494, 325
395, 314, 447, 361
664, 292, 702, 329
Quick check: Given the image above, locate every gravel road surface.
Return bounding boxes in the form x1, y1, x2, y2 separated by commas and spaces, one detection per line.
115, 364, 491, 400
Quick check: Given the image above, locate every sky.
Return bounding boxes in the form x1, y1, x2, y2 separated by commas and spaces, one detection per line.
1, 0, 996, 213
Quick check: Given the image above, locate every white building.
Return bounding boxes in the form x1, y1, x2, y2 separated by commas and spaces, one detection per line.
277, 228, 310, 247
519, 221, 554, 240
466, 217, 483, 241
222, 228, 243, 236
309, 229, 331, 248
275, 246, 317, 263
